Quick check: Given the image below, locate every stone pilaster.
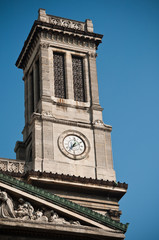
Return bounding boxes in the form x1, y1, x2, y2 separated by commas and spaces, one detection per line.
32, 118, 43, 171
65, 52, 74, 99
93, 126, 116, 180
88, 53, 100, 106
28, 72, 34, 122
24, 76, 28, 125
40, 43, 51, 98
83, 55, 90, 103
33, 61, 39, 110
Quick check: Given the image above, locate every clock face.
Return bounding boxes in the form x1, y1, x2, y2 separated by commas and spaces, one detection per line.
58, 130, 90, 160
63, 135, 85, 156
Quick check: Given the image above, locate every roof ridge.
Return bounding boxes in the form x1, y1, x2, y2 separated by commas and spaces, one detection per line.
0, 171, 129, 233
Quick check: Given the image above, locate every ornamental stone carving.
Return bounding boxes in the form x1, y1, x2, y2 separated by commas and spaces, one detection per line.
0, 161, 7, 171
0, 159, 25, 173
0, 190, 15, 218
49, 17, 84, 31
105, 209, 122, 219
8, 162, 19, 173
40, 42, 50, 49
88, 52, 98, 58
0, 190, 80, 225
42, 111, 53, 117
15, 198, 34, 220
94, 120, 104, 126
19, 163, 25, 173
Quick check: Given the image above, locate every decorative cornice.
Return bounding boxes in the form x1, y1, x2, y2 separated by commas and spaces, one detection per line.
16, 20, 103, 69
1, 170, 128, 190
28, 171, 128, 189
0, 171, 129, 233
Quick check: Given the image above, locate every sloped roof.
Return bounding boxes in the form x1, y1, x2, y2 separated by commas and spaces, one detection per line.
0, 171, 128, 233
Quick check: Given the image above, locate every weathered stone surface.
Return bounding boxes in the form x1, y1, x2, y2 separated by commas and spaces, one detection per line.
0, 9, 128, 240
13, 9, 116, 181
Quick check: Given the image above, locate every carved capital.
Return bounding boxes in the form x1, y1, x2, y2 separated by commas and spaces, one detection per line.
94, 119, 104, 126
42, 111, 53, 117
88, 52, 98, 58
40, 42, 50, 49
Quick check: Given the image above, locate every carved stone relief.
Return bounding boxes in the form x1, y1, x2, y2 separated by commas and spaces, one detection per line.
0, 190, 15, 218
94, 120, 104, 126
0, 160, 25, 173
8, 163, 19, 173
42, 111, 53, 117
0, 161, 7, 172
0, 189, 80, 225
49, 17, 84, 31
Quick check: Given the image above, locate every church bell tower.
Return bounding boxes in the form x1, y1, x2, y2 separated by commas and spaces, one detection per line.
15, 9, 115, 181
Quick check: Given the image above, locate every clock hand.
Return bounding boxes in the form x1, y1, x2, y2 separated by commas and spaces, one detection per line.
72, 142, 76, 147
70, 142, 73, 149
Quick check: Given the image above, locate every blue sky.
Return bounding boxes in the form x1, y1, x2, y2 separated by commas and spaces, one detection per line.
0, 0, 159, 239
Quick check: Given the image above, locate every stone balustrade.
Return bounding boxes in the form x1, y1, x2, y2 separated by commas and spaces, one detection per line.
0, 158, 25, 173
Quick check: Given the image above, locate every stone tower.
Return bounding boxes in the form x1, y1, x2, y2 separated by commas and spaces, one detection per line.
0, 9, 128, 239
15, 9, 115, 180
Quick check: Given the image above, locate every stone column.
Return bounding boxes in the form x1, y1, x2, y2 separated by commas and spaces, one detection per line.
65, 52, 74, 99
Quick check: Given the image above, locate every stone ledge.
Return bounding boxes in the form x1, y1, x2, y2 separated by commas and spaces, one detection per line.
0, 218, 125, 239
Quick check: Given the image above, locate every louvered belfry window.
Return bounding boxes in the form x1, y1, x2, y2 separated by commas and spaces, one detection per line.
72, 56, 85, 102
53, 52, 66, 98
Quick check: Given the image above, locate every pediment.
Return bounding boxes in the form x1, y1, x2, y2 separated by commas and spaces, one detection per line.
0, 172, 127, 239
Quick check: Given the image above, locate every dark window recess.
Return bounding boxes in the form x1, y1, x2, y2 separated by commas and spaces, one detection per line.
72, 56, 85, 102
53, 52, 66, 98
28, 147, 32, 162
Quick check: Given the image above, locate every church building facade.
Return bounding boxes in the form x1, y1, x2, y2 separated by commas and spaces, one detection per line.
0, 9, 128, 239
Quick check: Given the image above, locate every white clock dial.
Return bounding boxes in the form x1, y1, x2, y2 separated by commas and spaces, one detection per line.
64, 135, 85, 155
58, 130, 90, 160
